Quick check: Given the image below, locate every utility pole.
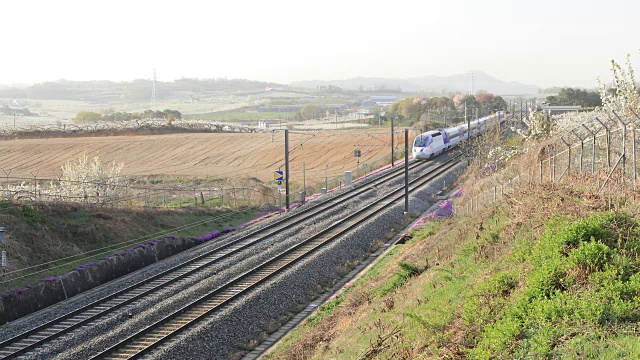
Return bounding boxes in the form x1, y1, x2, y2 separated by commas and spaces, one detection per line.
520, 99, 523, 125
151, 68, 157, 111
391, 116, 395, 167
285, 129, 290, 210
325, 164, 328, 191
335, 110, 338, 129
404, 128, 409, 214
466, 102, 471, 159
443, 107, 446, 128
302, 161, 306, 204
0, 226, 5, 279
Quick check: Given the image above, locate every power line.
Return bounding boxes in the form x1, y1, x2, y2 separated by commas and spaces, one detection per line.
1, 210, 243, 283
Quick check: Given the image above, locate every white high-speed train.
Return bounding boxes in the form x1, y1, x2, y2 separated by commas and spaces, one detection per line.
412, 112, 504, 160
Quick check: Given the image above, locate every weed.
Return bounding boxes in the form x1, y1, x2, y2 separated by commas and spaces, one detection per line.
377, 261, 425, 297
22, 205, 48, 226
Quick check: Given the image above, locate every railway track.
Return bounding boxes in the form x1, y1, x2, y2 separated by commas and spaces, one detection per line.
0, 154, 444, 359
92, 155, 461, 359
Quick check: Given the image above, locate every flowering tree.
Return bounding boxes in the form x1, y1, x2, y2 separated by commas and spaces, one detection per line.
52, 154, 125, 204
598, 53, 640, 119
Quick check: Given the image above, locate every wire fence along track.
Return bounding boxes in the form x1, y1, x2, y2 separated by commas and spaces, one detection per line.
456, 110, 640, 215
92, 157, 461, 360
0, 154, 437, 359
0, 152, 407, 211
0, 154, 430, 286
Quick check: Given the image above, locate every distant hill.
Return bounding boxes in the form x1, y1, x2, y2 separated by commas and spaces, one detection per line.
291, 71, 540, 95
0, 78, 285, 102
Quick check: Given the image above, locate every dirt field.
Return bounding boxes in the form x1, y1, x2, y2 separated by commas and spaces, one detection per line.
0, 129, 407, 184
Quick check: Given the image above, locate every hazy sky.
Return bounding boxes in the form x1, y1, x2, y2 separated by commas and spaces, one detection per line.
2, 0, 639, 88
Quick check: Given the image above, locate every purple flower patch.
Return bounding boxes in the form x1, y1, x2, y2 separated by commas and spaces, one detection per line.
192, 227, 236, 243
43, 276, 58, 282
76, 261, 98, 271
15, 288, 23, 295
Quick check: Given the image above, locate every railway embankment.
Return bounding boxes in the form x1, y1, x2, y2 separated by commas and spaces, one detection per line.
0, 205, 253, 324
144, 163, 466, 359
264, 175, 640, 359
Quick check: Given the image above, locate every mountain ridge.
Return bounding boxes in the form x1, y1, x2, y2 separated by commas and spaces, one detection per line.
291, 71, 540, 95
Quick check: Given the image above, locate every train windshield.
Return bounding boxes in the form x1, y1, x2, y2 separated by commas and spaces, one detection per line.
414, 135, 431, 147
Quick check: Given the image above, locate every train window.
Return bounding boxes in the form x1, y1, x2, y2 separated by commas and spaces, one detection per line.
432, 132, 441, 137
414, 135, 431, 147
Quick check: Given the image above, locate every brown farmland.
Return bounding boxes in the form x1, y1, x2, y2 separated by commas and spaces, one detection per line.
0, 129, 406, 184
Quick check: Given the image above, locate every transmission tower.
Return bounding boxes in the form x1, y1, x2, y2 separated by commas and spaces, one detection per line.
470, 72, 474, 96
151, 68, 157, 111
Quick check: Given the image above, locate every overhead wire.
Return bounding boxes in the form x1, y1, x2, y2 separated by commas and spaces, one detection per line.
1, 209, 244, 284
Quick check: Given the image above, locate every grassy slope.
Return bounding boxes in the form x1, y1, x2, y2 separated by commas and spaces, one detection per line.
0, 202, 255, 292
266, 182, 640, 359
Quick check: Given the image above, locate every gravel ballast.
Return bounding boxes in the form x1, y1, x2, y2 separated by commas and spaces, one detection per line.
0, 154, 462, 359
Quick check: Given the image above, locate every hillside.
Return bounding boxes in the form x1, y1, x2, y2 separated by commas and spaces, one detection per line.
0, 202, 255, 294
291, 71, 540, 95
265, 153, 640, 358
0, 78, 284, 102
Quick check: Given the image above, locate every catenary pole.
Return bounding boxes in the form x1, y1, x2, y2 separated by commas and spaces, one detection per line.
285, 129, 290, 210
391, 116, 395, 167
404, 128, 409, 213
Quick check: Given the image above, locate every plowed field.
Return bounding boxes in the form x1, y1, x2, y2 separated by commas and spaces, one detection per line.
0, 130, 406, 183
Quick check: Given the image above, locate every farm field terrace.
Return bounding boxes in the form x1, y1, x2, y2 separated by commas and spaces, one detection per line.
0, 129, 401, 184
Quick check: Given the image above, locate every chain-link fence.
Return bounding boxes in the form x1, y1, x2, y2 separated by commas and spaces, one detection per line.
455, 110, 640, 215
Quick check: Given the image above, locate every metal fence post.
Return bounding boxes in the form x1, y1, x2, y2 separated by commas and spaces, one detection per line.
558, 137, 571, 181
596, 117, 611, 168
630, 109, 640, 182
582, 123, 600, 173
539, 160, 543, 183
572, 130, 585, 173
548, 146, 553, 182
612, 110, 630, 181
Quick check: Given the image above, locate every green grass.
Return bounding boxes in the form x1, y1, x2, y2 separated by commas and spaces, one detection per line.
266, 189, 640, 359
466, 212, 640, 359
0, 204, 256, 293
377, 261, 425, 297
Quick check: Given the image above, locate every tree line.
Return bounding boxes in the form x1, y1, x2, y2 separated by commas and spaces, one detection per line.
75, 109, 182, 123
388, 92, 508, 124
545, 88, 602, 108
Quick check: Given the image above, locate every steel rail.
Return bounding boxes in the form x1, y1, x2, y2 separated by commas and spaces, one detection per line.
93, 156, 461, 359
0, 154, 438, 359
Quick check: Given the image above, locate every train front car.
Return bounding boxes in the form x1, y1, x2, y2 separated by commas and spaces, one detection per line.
412, 133, 432, 160
412, 130, 447, 160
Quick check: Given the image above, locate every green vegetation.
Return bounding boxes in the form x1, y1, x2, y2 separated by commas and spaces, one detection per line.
545, 87, 602, 107
385, 92, 508, 130
377, 261, 425, 297
266, 182, 640, 359
0, 202, 255, 292
467, 212, 640, 359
